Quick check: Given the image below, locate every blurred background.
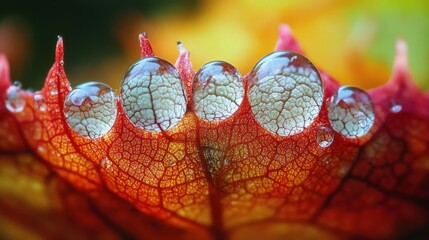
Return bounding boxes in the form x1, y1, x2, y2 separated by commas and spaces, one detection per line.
0, 0, 428, 91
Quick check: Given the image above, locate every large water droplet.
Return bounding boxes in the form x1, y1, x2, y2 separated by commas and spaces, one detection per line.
192, 61, 243, 121
328, 86, 374, 138
33, 92, 47, 111
63, 82, 117, 139
248, 51, 324, 136
316, 125, 334, 147
120, 57, 187, 132
5, 81, 26, 113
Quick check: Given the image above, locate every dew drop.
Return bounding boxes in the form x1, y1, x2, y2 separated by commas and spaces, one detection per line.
192, 61, 243, 121
390, 101, 402, 113
63, 82, 117, 139
33, 92, 47, 111
316, 125, 334, 147
5, 81, 26, 113
37, 145, 45, 153
328, 86, 375, 138
120, 57, 187, 132
100, 157, 113, 170
248, 51, 324, 136
321, 154, 332, 164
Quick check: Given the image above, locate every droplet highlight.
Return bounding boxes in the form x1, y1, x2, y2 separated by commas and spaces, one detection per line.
248, 51, 324, 136
120, 57, 187, 132
316, 125, 334, 147
5, 81, 26, 113
390, 101, 402, 113
328, 86, 375, 138
63, 82, 117, 139
192, 61, 243, 121
33, 92, 46, 111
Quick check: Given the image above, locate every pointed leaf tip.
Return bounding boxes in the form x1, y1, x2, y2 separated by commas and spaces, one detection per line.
0, 54, 11, 87
0, 54, 11, 114
177, 41, 186, 55
174, 41, 194, 106
55, 36, 64, 64
274, 24, 303, 53
138, 33, 154, 58
394, 39, 408, 71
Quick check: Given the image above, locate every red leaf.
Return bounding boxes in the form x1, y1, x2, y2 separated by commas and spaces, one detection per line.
1, 25, 428, 239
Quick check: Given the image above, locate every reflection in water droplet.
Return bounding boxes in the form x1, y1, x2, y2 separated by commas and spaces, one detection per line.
5, 82, 26, 113
316, 125, 334, 147
63, 82, 117, 139
192, 61, 244, 121
248, 51, 324, 136
328, 86, 374, 138
390, 101, 402, 113
120, 57, 187, 132
33, 92, 47, 111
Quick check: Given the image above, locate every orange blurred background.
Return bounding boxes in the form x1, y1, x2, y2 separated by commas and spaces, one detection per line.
0, 0, 428, 91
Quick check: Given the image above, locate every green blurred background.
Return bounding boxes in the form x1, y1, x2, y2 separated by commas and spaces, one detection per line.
0, 0, 428, 90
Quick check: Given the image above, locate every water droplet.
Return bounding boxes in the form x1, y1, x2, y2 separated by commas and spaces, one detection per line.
100, 157, 112, 170
321, 154, 332, 164
37, 145, 45, 153
5, 82, 26, 112
316, 125, 334, 147
192, 61, 243, 121
63, 82, 117, 139
164, 158, 177, 167
33, 92, 47, 111
328, 86, 375, 138
390, 101, 402, 113
59, 60, 64, 66
248, 51, 324, 136
120, 57, 187, 132
50, 90, 58, 95
13, 81, 22, 88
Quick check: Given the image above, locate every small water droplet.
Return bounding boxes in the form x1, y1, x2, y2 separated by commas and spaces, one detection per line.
248, 51, 324, 136
328, 86, 374, 138
390, 101, 402, 113
101, 158, 112, 170
37, 145, 45, 152
33, 92, 47, 111
192, 61, 244, 121
120, 57, 187, 132
321, 154, 332, 164
50, 90, 58, 95
164, 158, 177, 167
5, 82, 26, 113
59, 60, 64, 66
13, 81, 22, 88
316, 125, 334, 147
64, 82, 117, 139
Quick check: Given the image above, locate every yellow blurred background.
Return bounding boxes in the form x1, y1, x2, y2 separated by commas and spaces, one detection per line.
1, 0, 428, 90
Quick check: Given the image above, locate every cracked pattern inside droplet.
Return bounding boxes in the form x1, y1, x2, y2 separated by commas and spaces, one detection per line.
120, 57, 187, 132
328, 86, 375, 138
248, 51, 324, 136
63, 82, 117, 139
192, 61, 244, 122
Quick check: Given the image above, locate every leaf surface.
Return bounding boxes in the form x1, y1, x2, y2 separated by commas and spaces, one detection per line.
0, 25, 428, 239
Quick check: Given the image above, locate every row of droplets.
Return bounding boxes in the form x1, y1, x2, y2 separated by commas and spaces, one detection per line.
5, 51, 400, 146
